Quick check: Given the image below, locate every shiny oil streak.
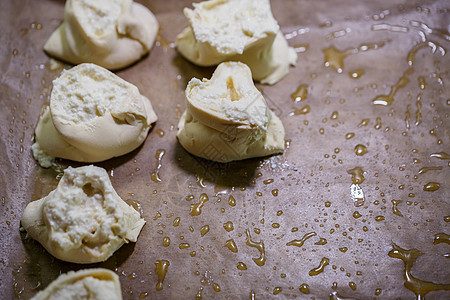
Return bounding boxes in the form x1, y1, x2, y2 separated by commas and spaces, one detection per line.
155, 260, 170, 291
291, 84, 308, 102
372, 68, 414, 106
309, 257, 329, 276
389, 243, 450, 298
190, 193, 209, 216
286, 232, 317, 247
347, 167, 365, 184
245, 229, 266, 266
418, 166, 443, 174
433, 233, 450, 245
151, 149, 166, 182
323, 42, 385, 73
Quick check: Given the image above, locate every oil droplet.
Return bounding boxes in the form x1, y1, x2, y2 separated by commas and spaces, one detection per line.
286, 232, 317, 247
237, 262, 247, 270
173, 217, 181, 227
155, 260, 170, 291
196, 287, 203, 300
315, 238, 327, 245
291, 84, 308, 102
353, 211, 362, 218
273, 287, 282, 295
245, 229, 266, 266
375, 216, 385, 221
359, 119, 370, 127
375, 288, 382, 296
228, 195, 236, 206
272, 189, 279, 196
372, 68, 414, 106
163, 237, 170, 247
388, 243, 450, 298
418, 166, 443, 175
349, 282, 357, 290
415, 95, 423, 126
433, 233, 450, 245
392, 200, 403, 217
416, 77, 427, 92
276, 210, 283, 216
179, 243, 190, 249
190, 193, 209, 216
349, 69, 365, 79
292, 105, 311, 116
423, 182, 440, 191
223, 221, 234, 232
345, 132, 355, 139
405, 104, 411, 130
430, 152, 450, 160
263, 179, 274, 185
444, 216, 450, 222
200, 225, 210, 237
325, 201, 331, 207
331, 111, 339, 120
299, 284, 310, 294
151, 149, 165, 182
153, 211, 162, 221
339, 247, 348, 253
225, 239, 238, 252
309, 257, 329, 276
272, 223, 280, 228
213, 283, 221, 292
156, 129, 165, 137
354, 144, 368, 156
347, 167, 365, 184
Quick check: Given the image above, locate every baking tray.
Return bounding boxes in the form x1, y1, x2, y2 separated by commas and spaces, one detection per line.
1, 0, 449, 299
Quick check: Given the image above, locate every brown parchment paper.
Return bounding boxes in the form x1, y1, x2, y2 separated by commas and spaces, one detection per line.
1, 0, 449, 299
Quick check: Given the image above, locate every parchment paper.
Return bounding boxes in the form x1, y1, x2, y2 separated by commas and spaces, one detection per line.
0, 0, 449, 299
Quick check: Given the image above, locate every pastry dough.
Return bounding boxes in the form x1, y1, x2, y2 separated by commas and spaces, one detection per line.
44, 0, 159, 70
177, 62, 285, 162
32, 63, 157, 165
176, 0, 297, 84
21, 165, 146, 264
31, 268, 122, 300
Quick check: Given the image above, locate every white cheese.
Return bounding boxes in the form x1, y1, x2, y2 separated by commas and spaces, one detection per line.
21, 165, 146, 264
177, 62, 285, 162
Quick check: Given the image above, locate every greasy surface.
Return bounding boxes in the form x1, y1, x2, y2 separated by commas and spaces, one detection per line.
0, 0, 449, 299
